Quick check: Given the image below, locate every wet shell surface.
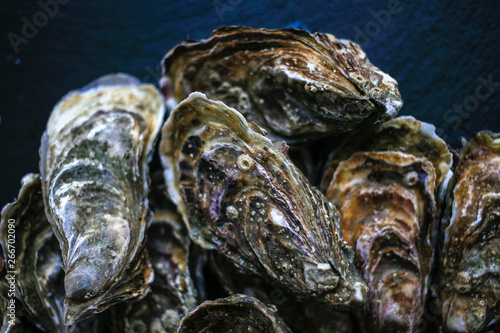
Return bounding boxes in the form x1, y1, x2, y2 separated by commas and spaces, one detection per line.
322, 117, 452, 332
438, 131, 500, 333
326, 152, 436, 332
177, 294, 291, 333
0, 174, 104, 333
162, 27, 403, 142
39, 74, 165, 324
160, 92, 367, 308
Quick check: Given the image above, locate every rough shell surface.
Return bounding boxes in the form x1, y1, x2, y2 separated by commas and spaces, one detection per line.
326, 151, 437, 332
162, 26, 403, 142
438, 131, 500, 333
160, 92, 367, 308
0, 174, 104, 333
39, 74, 164, 324
177, 294, 291, 333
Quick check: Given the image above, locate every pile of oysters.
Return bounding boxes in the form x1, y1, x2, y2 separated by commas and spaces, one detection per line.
1, 27, 499, 333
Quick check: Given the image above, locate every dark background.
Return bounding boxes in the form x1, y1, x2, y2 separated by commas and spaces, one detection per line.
1, 0, 499, 206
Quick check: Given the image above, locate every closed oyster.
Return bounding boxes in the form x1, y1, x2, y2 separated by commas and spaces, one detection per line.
438, 131, 500, 333
320, 116, 453, 197
160, 93, 367, 308
162, 26, 403, 142
40, 74, 164, 324
177, 294, 291, 332
0, 174, 105, 333
325, 151, 437, 332
108, 171, 199, 333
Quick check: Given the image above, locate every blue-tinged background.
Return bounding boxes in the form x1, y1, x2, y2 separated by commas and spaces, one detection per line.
1, 0, 499, 205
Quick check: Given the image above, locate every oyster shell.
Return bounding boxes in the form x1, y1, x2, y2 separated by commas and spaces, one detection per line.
160, 93, 367, 308
177, 294, 291, 333
321, 117, 452, 333
326, 152, 436, 332
438, 131, 500, 333
39, 74, 164, 324
108, 171, 199, 333
0, 174, 105, 333
162, 26, 403, 142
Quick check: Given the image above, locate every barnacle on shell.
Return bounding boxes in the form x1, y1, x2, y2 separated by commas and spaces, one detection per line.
39, 74, 165, 324
160, 92, 367, 309
162, 26, 403, 142
438, 131, 500, 333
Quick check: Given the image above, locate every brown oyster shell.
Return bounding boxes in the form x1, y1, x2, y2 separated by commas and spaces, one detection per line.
107, 171, 199, 333
160, 92, 367, 308
320, 116, 453, 197
39, 74, 164, 324
326, 151, 436, 332
177, 294, 291, 333
438, 131, 500, 333
162, 26, 403, 142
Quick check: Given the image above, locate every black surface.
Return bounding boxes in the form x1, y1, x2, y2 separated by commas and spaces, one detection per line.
1, 0, 499, 206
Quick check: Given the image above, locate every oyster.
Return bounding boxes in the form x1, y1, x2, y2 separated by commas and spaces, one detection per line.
162, 26, 403, 142
160, 93, 367, 308
177, 294, 291, 332
326, 152, 436, 332
0, 174, 105, 333
323, 117, 450, 332
108, 171, 199, 333
39, 74, 164, 324
438, 131, 500, 333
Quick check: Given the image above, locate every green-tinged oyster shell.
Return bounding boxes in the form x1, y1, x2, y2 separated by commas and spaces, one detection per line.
0, 174, 104, 332
162, 26, 403, 143
39, 74, 165, 324
108, 172, 199, 333
438, 131, 500, 333
160, 92, 367, 308
177, 294, 291, 333
326, 152, 436, 333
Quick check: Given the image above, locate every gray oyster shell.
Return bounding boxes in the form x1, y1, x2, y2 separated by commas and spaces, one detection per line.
177, 294, 291, 333
438, 131, 500, 333
160, 92, 367, 308
162, 26, 403, 143
39, 74, 165, 324
0, 174, 104, 333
